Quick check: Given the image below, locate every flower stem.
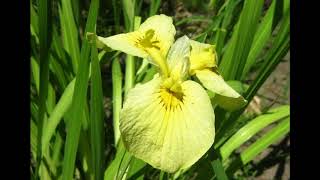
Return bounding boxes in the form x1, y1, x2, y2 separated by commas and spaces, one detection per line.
112, 58, 122, 145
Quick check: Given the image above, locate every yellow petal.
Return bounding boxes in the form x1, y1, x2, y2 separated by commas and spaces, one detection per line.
195, 69, 247, 111
139, 14, 176, 58
167, 35, 191, 81
96, 15, 175, 77
161, 36, 191, 93
189, 40, 217, 75
97, 31, 148, 58
120, 76, 215, 173
96, 14, 175, 59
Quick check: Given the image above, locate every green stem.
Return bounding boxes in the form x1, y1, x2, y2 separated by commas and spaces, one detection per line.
112, 58, 123, 145
124, 55, 135, 95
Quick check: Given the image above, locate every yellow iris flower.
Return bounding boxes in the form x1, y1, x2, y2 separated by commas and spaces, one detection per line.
94, 14, 246, 173
189, 40, 247, 111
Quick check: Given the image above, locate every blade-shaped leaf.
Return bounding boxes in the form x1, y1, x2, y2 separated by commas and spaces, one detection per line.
211, 158, 228, 180
219, 0, 264, 80
214, 10, 290, 147
242, 0, 290, 79
59, 0, 80, 73
219, 105, 290, 161
104, 140, 132, 180
226, 118, 290, 175
241, 118, 290, 164
214, 0, 242, 56
36, 0, 52, 175
61, 0, 100, 178
90, 38, 105, 180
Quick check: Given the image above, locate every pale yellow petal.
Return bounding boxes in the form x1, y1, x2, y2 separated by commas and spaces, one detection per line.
167, 35, 191, 81
195, 69, 247, 111
160, 36, 191, 93
120, 76, 215, 173
189, 40, 217, 75
97, 31, 148, 58
95, 15, 175, 77
139, 14, 176, 58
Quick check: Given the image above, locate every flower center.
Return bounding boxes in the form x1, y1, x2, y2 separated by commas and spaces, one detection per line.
158, 88, 184, 110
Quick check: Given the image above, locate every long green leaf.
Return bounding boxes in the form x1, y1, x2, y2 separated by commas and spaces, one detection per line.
240, 0, 276, 79
244, 10, 290, 102
49, 56, 68, 91
214, 10, 290, 147
122, 0, 136, 31
61, 0, 99, 178
31, 57, 40, 93
219, 0, 264, 80
41, 49, 113, 158
51, 26, 73, 77
242, 0, 290, 79
149, 0, 161, 16
90, 37, 105, 180
31, 119, 38, 160
42, 79, 74, 153
36, 0, 51, 175
71, 0, 80, 26
52, 132, 63, 166
126, 158, 146, 180
211, 158, 228, 180
240, 118, 290, 164
104, 140, 132, 180
78, 131, 93, 179
59, 0, 81, 73
31, 2, 39, 38
226, 118, 290, 175
214, 0, 241, 56
219, 105, 290, 161
46, 83, 56, 115
112, 0, 121, 33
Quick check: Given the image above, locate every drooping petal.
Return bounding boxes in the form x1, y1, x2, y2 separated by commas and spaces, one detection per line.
189, 40, 217, 75
120, 75, 215, 173
195, 69, 247, 111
